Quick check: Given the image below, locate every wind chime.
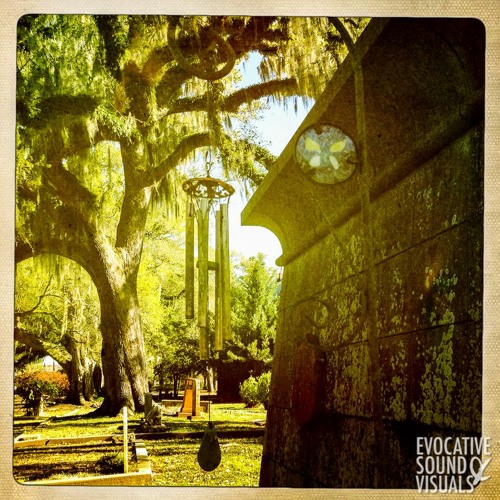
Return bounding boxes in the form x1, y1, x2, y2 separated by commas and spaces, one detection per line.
183, 174, 234, 360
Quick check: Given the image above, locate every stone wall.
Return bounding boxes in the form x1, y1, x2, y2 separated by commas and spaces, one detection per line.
242, 18, 484, 488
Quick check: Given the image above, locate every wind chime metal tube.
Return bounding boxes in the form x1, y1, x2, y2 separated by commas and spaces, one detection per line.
219, 203, 231, 341
197, 198, 210, 360
214, 210, 223, 351
185, 199, 195, 320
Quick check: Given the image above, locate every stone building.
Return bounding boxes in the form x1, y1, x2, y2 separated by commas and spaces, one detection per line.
242, 18, 484, 488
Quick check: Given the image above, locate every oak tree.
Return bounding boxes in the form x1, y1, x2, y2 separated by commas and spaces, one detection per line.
16, 15, 365, 414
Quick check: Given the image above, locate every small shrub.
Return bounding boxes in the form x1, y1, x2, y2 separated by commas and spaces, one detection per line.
15, 371, 70, 412
239, 376, 259, 407
256, 371, 271, 409
240, 372, 272, 408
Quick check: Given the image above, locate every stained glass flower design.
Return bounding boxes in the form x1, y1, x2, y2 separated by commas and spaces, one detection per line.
295, 124, 357, 184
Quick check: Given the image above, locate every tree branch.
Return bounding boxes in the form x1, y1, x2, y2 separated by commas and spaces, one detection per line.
15, 240, 36, 263
16, 182, 38, 203
14, 327, 49, 358
149, 133, 276, 192
167, 20, 236, 81
222, 78, 299, 113
155, 17, 293, 110
15, 199, 102, 283
141, 46, 175, 83
16, 278, 55, 315
151, 132, 212, 183
242, 141, 277, 170
15, 326, 71, 372
17, 94, 100, 129
164, 77, 299, 117
43, 162, 98, 220
226, 16, 290, 57
155, 66, 191, 108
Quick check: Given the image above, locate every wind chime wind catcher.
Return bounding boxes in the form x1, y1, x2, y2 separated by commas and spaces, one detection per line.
183, 176, 235, 360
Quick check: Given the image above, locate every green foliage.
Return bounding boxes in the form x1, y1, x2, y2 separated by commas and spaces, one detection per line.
17, 15, 111, 116
239, 371, 271, 408
227, 253, 279, 368
239, 376, 259, 406
15, 14, 369, 412
15, 371, 70, 409
139, 207, 201, 392
15, 257, 102, 371
153, 323, 201, 394
216, 254, 279, 401
256, 371, 272, 408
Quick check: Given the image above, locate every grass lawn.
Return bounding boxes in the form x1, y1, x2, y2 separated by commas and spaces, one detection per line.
147, 437, 263, 486
14, 444, 134, 482
13, 398, 266, 486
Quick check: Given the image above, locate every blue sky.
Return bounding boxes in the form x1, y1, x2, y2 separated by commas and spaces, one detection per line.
228, 53, 311, 267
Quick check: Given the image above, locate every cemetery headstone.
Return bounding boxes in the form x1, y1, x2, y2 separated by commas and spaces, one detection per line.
178, 377, 202, 419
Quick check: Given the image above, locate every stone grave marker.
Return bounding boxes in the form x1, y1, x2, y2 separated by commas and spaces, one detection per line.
142, 392, 163, 431
178, 377, 202, 419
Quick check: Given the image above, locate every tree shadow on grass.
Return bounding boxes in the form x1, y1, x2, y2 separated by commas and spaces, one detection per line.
13, 446, 124, 482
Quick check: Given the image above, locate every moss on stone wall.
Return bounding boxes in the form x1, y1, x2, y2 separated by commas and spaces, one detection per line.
254, 18, 484, 488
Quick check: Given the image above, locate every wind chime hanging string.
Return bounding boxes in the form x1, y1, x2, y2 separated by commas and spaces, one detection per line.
183, 173, 234, 361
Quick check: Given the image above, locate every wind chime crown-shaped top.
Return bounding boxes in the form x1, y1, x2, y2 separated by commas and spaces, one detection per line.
182, 176, 235, 201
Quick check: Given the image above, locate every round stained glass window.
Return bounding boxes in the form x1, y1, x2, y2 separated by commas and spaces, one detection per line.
295, 124, 357, 184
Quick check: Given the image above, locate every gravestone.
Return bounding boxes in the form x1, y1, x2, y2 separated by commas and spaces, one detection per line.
177, 377, 202, 419
141, 392, 163, 431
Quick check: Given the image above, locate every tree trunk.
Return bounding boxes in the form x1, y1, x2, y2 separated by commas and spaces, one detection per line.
62, 288, 99, 405
34, 399, 44, 417
65, 334, 97, 404
81, 359, 97, 400
66, 337, 85, 405
173, 375, 179, 398
204, 366, 215, 394
16, 136, 154, 417
17, 239, 150, 415
94, 273, 149, 415
93, 364, 104, 396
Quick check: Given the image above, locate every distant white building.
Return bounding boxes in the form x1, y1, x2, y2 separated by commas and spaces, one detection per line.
42, 356, 62, 372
